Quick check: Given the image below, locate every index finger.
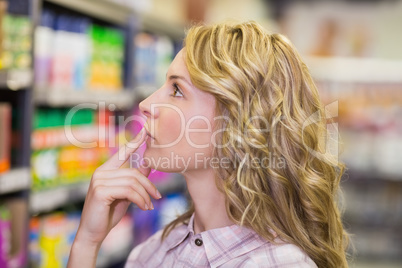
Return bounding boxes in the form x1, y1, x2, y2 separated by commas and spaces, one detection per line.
98, 128, 147, 171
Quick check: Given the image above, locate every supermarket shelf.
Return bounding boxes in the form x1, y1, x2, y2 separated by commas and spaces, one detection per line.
141, 14, 185, 40
33, 87, 136, 109
44, 0, 132, 25
0, 69, 33, 90
305, 56, 402, 82
343, 168, 402, 183
44, 0, 185, 39
29, 175, 186, 215
343, 216, 402, 231
30, 181, 90, 214
0, 168, 31, 194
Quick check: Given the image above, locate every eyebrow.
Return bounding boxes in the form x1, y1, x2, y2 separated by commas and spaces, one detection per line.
167, 75, 192, 87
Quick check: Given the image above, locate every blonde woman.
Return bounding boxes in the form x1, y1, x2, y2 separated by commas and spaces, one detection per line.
68, 21, 349, 268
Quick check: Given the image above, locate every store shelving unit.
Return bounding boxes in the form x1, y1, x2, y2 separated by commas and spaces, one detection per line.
305, 56, 402, 262
43, 0, 186, 39
0, 2, 34, 268
29, 0, 139, 209
29, 0, 185, 191
0, 0, 186, 267
43, 0, 133, 25
29, 174, 187, 215
304, 56, 402, 83
0, 71, 33, 196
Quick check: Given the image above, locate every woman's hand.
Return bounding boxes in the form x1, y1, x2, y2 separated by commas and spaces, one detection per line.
68, 128, 162, 268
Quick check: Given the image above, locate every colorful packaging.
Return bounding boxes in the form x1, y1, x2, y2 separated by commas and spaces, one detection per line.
0, 205, 11, 267
38, 213, 66, 268
34, 9, 54, 88
31, 148, 60, 190
34, 8, 124, 91
29, 217, 40, 268
1, 14, 32, 70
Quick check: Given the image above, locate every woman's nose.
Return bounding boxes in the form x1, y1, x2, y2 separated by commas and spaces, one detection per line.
139, 99, 151, 118
139, 92, 159, 119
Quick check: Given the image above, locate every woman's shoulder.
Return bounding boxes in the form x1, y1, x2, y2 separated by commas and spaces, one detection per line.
125, 229, 164, 263
199, 222, 317, 268
234, 240, 317, 268
125, 221, 189, 267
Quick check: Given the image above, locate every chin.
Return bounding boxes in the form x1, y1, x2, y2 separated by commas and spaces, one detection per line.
142, 150, 193, 173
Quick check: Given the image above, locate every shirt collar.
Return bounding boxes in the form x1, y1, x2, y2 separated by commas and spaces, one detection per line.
163, 217, 193, 251
164, 212, 269, 267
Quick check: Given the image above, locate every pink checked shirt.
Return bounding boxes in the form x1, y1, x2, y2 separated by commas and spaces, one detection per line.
125, 213, 317, 267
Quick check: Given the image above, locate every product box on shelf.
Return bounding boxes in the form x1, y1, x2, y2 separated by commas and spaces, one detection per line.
29, 209, 134, 268
0, 199, 28, 268
0, 204, 11, 267
31, 148, 60, 191
0, 0, 7, 60
29, 211, 80, 268
88, 24, 124, 91
1, 13, 31, 70
0, 102, 11, 173
31, 107, 115, 190
35, 7, 126, 92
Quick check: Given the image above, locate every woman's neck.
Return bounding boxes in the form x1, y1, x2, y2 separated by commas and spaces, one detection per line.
183, 168, 234, 234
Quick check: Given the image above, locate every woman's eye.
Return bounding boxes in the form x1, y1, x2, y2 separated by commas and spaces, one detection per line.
172, 83, 183, 97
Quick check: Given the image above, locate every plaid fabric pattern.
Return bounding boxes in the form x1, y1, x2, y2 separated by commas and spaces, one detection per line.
125, 213, 317, 267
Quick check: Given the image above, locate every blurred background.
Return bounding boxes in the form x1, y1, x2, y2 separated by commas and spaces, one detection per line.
0, 0, 401, 267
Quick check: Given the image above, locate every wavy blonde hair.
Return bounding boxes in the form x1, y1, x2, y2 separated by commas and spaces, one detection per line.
162, 21, 349, 267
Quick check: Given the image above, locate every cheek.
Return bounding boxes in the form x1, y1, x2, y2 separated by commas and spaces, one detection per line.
158, 110, 183, 145
143, 101, 216, 172
187, 118, 212, 148
155, 108, 214, 156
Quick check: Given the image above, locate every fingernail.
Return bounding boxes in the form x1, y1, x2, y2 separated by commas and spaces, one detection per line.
150, 202, 154, 210
156, 189, 162, 199
145, 203, 149, 210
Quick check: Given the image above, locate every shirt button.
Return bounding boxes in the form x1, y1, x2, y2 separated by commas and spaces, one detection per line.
195, 238, 203, 246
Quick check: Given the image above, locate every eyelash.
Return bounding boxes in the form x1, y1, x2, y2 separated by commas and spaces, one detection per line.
172, 83, 183, 97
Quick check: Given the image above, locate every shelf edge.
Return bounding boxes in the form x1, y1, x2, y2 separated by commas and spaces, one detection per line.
44, 0, 132, 25
0, 167, 31, 194
29, 181, 90, 214
33, 87, 136, 109
0, 69, 33, 90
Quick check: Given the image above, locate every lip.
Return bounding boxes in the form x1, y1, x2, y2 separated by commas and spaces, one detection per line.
145, 130, 154, 139
143, 124, 154, 139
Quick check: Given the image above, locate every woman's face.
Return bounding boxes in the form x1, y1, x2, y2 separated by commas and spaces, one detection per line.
139, 49, 216, 173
